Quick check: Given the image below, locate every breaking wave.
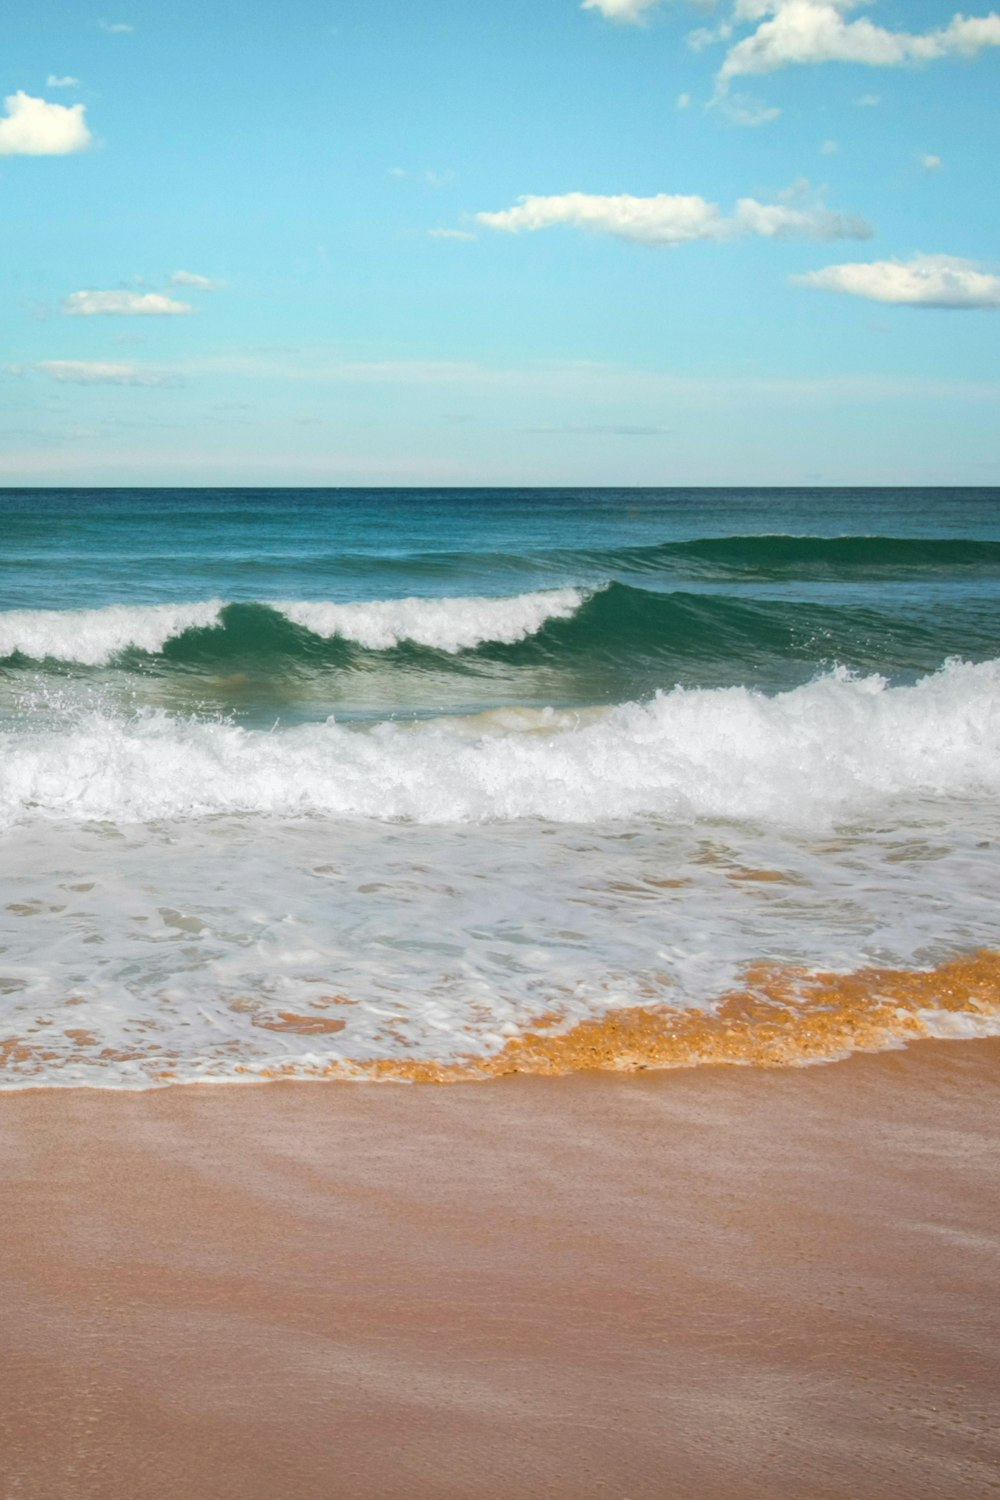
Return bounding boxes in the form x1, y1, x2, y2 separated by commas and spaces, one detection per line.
0, 589, 589, 666
3, 658, 998, 830
4, 584, 1000, 689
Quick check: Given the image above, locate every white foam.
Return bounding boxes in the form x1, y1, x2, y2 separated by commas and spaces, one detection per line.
2, 659, 998, 830
0, 588, 588, 664
0, 601, 224, 666
2, 805, 999, 1090
276, 588, 587, 650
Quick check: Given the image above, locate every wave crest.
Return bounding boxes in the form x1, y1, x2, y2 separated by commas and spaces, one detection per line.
0, 601, 225, 667
0, 589, 589, 666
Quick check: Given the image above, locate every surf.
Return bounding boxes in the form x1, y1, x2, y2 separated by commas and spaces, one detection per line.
3, 658, 998, 830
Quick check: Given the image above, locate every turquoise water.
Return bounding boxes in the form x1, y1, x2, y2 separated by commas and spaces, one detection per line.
1, 488, 999, 1086
3, 487, 1000, 726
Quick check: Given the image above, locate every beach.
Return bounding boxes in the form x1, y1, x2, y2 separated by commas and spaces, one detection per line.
4, 0, 1000, 1477
3, 1040, 998, 1499
3, 487, 1000, 1494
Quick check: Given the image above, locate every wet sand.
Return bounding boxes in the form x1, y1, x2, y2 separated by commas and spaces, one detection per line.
2, 1041, 999, 1500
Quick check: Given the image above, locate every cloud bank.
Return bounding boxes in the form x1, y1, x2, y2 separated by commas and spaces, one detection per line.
794, 254, 1000, 307
0, 91, 90, 156
63, 290, 194, 316
477, 189, 871, 246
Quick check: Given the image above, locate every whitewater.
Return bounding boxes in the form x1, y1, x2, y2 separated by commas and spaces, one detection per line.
2, 486, 1000, 1087
3, 660, 1000, 829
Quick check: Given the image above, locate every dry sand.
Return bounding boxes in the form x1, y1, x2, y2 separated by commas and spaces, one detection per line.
2, 1040, 999, 1499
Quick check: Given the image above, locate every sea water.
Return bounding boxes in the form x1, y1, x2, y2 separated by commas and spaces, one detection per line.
2, 487, 999, 1086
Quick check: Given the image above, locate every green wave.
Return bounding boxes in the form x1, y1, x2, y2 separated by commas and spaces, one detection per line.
95, 586, 1000, 689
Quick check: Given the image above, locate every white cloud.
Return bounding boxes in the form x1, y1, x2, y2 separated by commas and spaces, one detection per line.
169, 270, 226, 290
721, 90, 781, 123
63, 290, 194, 316
0, 91, 90, 156
582, 0, 667, 22
921, 153, 942, 171
854, 91, 880, 105
689, 20, 735, 51
794, 254, 1000, 308
98, 19, 134, 32
718, 1, 1000, 90
676, 91, 692, 106
821, 138, 839, 154
476, 188, 871, 246
428, 228, 477, 241
37, 360, 179, 386
46, 75, 81, 89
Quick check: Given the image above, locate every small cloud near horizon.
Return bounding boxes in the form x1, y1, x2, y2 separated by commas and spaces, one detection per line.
63, 290, 193, 316
36, 360, 180, 386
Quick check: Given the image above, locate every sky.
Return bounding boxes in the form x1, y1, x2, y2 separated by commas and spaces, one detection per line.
1, 0, 999, 486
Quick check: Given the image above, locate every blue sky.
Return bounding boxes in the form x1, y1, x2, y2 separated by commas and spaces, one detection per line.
2, 0, 999, 485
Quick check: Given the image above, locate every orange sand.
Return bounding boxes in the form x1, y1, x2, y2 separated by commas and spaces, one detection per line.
235, 950, 1000, 1084
2, 1039, 999, 1499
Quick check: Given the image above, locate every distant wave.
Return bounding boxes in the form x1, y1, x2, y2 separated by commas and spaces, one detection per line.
3, 659, 998, 829
233, 533, 1000, 583
6, 533, 998, 608
640, 534, 1000, 580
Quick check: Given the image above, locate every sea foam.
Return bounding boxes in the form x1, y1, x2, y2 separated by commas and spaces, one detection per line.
0, 589, 588, 664
2, 659, 998, 830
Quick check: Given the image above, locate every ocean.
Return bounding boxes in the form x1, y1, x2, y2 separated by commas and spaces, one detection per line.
2, 486, 999, 1088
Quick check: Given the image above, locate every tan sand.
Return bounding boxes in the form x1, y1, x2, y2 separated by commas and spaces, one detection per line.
1, 1041, 999, 1499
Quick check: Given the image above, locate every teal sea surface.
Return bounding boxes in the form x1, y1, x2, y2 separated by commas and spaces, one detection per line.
2, 488, 999, 1086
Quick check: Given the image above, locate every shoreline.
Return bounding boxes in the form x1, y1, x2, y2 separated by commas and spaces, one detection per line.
4, 947, 1000, 1090
2, 1037, 999, 1498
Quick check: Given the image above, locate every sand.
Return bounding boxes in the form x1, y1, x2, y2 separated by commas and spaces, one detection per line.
1, 1041, 999, 1499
